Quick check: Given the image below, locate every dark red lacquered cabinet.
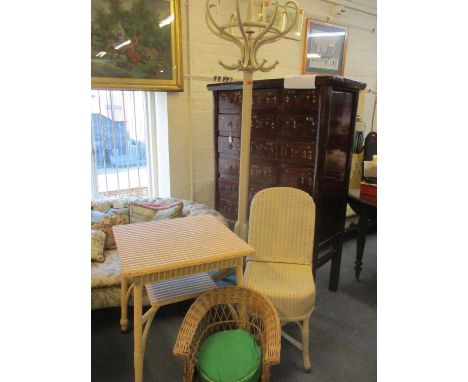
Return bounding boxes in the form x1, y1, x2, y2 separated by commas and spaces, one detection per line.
207, 77, 366, 291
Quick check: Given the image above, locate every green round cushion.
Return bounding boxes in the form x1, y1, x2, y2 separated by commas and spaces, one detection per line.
196, 329, 262, 382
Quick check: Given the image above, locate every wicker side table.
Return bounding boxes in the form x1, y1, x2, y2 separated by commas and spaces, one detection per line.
113, 215, 255, 382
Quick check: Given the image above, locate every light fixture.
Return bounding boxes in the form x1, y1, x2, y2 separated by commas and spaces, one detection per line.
159, 14, 174, 28
309, 31, 346, 37
115, 40, 131, 50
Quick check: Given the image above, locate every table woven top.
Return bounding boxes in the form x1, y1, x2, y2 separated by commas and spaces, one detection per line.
113, 215, 254, 277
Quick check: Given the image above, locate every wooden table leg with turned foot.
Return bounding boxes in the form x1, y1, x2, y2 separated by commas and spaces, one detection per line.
354, 212, 369, 281
329, 236, 344, 292
348, 189, 377, 282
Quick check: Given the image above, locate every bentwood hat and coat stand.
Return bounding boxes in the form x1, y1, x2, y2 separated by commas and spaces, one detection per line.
205, 0, 300, 241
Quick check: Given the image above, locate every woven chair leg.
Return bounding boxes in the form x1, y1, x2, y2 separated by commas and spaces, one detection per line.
301, 315, 312, 372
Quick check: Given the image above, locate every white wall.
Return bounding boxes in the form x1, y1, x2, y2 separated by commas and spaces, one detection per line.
167, 0, 377, 207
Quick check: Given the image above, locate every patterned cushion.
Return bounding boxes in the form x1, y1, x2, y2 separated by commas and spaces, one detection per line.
184, 200, 228, 226
91, 210, 119, 250
106, 207, 130, 225
91, 250, 122, 288
129, 201, 184, 224
91, 230, 106, 262
91, 200, 113, 212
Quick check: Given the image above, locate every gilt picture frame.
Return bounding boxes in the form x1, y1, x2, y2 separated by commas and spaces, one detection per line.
91, 0, 183, 91
302, 18, 347, 76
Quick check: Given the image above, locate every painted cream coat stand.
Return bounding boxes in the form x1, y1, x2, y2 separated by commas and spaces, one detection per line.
205, 0, 299, 240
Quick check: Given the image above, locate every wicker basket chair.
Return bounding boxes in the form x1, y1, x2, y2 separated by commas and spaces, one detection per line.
244, 187, 316, 372
173, 286, 281, 382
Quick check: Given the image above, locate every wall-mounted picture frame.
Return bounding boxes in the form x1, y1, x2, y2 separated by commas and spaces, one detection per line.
91, 0, 183, 91
260, 1, 304, 41
302, 18, 348, 76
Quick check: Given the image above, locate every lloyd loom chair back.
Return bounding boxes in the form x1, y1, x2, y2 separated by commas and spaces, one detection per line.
248, 187, 316, 266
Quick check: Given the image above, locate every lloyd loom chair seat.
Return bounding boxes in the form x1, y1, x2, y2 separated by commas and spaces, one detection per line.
244, 187, 316, 372
173, 286, 281, 382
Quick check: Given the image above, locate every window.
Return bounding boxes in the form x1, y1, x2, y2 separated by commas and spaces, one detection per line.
91, 90, 169, 199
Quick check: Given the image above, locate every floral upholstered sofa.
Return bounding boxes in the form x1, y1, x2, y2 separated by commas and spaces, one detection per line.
91, 196, 227, 310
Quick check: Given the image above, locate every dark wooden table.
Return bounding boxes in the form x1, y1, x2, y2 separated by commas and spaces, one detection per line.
347, 189, 377, 281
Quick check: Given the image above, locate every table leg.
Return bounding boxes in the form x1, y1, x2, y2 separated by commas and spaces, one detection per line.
133, 283, 144, 382
329, 236, 344, 292
120, 275, 129, 333
354, 212, 368, 281
235, 264, 244, 286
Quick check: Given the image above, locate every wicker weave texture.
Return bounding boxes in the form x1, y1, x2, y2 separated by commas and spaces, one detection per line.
244, 187, 317, 371
244, 261, 315, 321
145, 273, 217, 306
173, 286, 281, 382
248, 187, 316, 266
113, 215, 254, 277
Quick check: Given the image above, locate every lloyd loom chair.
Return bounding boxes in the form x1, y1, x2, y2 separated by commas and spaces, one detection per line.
173, 286, 281, 382
244, 187, 316, 372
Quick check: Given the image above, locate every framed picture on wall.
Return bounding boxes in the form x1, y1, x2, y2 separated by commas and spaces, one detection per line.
302, 19, 348, 76
91, 0, 183, 91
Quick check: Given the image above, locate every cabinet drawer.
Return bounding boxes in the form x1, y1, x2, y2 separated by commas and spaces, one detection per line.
218, 136, 240, 155
219, 158, 239, 177
218, 178, 238, 201
281, 113, 317, 138
279, 165, 315, 191
252, 112, 278, 134
219, 90, 242, 112
218, 88, 279, 112
280, 141, 316, 165
249, 185, 264, 203
218, 198, 238, 221
253, 89, 279, 109
250, 137, 278, 160
283, 89, 318, 109
250, 161, 277, 185
218, 114, 241, 135
218, 179, 268, 203
219, 157, 276, 185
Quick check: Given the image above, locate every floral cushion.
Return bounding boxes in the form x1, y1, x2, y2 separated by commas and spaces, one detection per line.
91, 200, 113, 212
91, 210, 119, 250
91, 230, 106, 262
106, 207, 130, 225
183, 200, 228, 226
91, 250, 122, 288
91, 285, 151, 309
129, 201, 184, 224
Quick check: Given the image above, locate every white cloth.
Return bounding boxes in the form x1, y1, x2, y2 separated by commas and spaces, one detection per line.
284, 75, 317, 89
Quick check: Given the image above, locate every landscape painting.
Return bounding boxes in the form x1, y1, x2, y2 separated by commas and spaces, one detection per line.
91, 0, 183, 91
